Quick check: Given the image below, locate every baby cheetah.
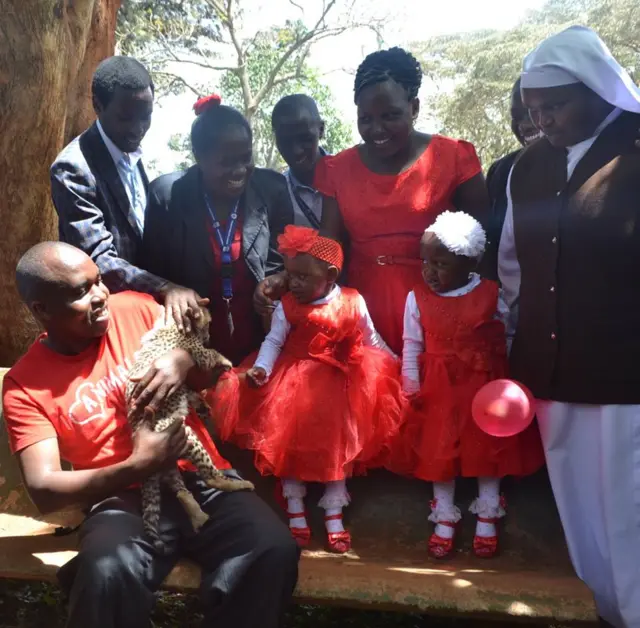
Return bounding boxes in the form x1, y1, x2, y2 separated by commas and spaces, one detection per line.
126, 309, 254, 551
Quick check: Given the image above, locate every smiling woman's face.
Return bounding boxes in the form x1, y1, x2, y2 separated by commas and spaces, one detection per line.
356, 79, 418, 159
511, 85, 541, 146
198, 124, 254, 200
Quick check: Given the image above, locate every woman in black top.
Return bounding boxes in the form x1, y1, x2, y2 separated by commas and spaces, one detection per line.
141, 95, 294, 363
482, 79, 540, 279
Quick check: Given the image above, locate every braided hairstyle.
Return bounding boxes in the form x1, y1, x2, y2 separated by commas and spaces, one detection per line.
353, 47, 422, 104
191, 94, 252, 161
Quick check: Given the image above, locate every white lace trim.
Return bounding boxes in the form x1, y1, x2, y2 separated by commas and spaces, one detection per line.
428, 503, 462, 524
469, 497, 506, 519
318, 490, 351, 510
281, 480, 306, 500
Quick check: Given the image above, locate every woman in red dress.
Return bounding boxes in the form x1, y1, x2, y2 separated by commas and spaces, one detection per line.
212, 226, 404, 554
254, 48, 489, 354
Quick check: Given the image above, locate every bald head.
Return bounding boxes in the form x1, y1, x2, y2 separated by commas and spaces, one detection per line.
16, 242, 93, 306
271, 94, 321, 128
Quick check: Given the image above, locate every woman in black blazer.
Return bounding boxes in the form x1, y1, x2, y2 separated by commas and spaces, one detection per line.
140, 95, 294, 364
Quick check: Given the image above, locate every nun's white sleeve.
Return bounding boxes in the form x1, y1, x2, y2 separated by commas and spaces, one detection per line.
253, 302, 290, 377
356, 294, 396, 358
497, 166, 521, 311
494, 290, 515, 355
402, 291, 423, 395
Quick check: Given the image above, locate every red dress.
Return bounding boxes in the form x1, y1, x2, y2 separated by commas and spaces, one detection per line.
315, 137, 482, 354
212, 288, 405, 482
389, 280, 544, 482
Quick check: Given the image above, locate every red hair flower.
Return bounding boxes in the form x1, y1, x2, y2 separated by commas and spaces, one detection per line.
193, 94, 222, 115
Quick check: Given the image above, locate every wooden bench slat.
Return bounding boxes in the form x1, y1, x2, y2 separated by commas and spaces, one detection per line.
0, 511, 596, 621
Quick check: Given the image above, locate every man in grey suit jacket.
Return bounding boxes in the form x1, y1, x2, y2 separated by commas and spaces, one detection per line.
50, 56, 205, 332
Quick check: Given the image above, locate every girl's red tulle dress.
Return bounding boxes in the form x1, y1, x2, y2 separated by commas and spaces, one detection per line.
212, 288, 405, 482
388, 279, 544, 482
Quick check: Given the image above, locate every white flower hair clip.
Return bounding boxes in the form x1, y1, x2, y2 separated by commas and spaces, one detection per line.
425, 210, 486, 259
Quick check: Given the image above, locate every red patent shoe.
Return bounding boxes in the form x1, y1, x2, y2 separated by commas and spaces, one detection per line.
274, 480, 311, 548
324, 514, 351, 554
288, 513, 311, 548
472, 495, 505, 559
473, 523, 499, 559
428, 521, 457, 559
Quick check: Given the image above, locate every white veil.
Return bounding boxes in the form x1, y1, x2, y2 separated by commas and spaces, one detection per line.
520, 25, 640, 114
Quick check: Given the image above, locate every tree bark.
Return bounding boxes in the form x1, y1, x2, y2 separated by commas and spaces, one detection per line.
0, 0, 121, 365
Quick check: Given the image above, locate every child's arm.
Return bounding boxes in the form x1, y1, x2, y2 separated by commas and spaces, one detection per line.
355, 294, 397, 358
251, 302, 290, 383
402, 291, 424, 395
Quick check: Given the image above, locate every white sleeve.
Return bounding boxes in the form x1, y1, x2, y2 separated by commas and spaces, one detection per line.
497, 166, 521, 310
401, 291, 423, 394
494, 291, 510, 327
356, 295, 396, 358
253, 302, 290, 377
494, 290, 515, 355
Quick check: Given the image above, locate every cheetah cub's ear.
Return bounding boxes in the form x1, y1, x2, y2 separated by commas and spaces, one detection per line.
192, 307, 212, 344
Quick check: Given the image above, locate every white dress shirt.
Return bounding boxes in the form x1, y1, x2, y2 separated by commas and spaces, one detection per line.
96, 120, 147, 232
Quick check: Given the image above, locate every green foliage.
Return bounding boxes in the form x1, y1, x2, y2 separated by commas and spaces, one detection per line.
116, 0, 222, 96
220, 24, 352, 169
117, 1, 355, 169
412, 0, 640, 169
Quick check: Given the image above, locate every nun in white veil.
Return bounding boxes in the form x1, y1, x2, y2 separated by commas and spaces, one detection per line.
498, 25, 640, 628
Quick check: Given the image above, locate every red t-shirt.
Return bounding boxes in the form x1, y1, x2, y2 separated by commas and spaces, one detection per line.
2, 291, 230, 472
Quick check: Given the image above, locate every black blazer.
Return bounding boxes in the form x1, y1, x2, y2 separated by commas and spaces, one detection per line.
50, 122, 167, 294
479, 149, 521, 280
140, 166, 294, 300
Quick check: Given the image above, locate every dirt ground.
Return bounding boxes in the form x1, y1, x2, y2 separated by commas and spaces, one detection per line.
0, 579, 596, 628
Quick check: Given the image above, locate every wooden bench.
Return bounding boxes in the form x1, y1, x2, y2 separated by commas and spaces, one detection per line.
0, 368, 597, 623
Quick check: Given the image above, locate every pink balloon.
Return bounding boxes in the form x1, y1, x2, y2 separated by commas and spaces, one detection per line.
472, 379, 535, 437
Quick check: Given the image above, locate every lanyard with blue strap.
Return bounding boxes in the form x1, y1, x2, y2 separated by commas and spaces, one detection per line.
204, 193, 239, 336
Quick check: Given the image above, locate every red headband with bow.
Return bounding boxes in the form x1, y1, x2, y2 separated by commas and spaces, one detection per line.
277, 225, 344, 271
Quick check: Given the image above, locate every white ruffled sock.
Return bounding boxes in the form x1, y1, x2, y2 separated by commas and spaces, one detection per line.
473, 477, 502, 537
431, 481, 459, 539
319, 480, 350, 534
281, 478, 307, 529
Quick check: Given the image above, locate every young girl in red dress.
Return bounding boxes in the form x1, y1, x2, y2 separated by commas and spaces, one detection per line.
391, 211, 543, 560
214, 225, 404, 553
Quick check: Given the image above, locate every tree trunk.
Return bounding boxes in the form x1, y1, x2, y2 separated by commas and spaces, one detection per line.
0, 0, 121, 365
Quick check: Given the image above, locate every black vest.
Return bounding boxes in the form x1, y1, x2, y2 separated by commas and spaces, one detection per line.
509, 111, 640, 404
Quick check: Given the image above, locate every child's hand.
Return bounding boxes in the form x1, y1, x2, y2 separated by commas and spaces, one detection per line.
246, 367, 268, 388
402, 377, 420, 396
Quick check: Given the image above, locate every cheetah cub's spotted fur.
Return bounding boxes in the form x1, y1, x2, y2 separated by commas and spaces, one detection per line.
126, 309, 254, 551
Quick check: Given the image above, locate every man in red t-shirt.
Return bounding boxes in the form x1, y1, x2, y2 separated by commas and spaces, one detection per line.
2, 242, 298, 628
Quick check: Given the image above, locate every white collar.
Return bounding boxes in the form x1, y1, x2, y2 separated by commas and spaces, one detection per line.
439, 273, 481, 298
566, 107, 622, 154
96, 119, 143, 167
311, 284, 340, 305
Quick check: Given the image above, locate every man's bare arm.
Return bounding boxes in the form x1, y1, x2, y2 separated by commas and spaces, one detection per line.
17, 423, 187, 515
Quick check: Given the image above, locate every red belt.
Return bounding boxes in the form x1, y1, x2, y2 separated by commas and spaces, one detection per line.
373, 255, 422, 267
